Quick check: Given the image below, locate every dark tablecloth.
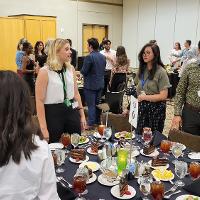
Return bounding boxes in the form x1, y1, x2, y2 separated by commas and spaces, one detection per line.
58, 134, 197, 200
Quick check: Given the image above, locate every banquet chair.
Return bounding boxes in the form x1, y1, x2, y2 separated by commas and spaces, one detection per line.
102, 113, 131, 132
104, 89, 125, 114
168, 129, 200, 152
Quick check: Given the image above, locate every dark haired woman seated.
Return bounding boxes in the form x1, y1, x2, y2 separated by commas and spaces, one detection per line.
0, 71, 60, 199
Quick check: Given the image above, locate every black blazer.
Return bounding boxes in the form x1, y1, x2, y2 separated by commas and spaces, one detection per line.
81, 51, 106, 90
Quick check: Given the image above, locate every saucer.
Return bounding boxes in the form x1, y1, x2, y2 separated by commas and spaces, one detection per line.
69, 155, 89, 164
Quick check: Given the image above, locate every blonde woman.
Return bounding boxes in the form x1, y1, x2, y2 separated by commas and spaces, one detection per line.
35, 38, 86, 142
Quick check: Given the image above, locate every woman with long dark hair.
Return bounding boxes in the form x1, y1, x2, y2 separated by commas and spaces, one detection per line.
109, 46, 129, 91
0, 71, 59, 199
34, 41, 47, 68
22, 42, 39, 95
134, 43, 171, 134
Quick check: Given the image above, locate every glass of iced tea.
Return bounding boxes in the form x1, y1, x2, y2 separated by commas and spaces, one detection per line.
73, 176, 87, 200
98, 124, 105, 142
160, 140, 171, 156
189, 162, 200, 180
61, 133, 71, 148
150, 181, 165, 200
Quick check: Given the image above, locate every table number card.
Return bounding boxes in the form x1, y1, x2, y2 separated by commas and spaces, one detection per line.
128, 95, 138, 128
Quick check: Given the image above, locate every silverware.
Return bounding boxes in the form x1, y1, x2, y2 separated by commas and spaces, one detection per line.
57, 176, 73, 188
164, 190, 181, 199
164, 184, 178, 194
57, 178, 68, 188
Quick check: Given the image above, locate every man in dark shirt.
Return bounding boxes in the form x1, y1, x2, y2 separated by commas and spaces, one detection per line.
81, 38, 106, 127
67, 39, 77, 69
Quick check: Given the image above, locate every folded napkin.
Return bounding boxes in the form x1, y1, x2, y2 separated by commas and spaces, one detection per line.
57, 182, 76, 200
183, 177, 200, 196
151, 131, 167, 147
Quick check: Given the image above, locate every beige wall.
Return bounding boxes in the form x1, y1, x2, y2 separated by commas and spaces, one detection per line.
0, 0, 122, 56
123, 0, 200, 67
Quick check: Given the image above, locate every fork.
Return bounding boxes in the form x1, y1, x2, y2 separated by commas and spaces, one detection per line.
164, 184, 178, 194
164, 190, 181, 199
57, 176, 73, 188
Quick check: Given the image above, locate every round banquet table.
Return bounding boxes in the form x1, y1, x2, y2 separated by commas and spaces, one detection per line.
58, 134, 199, 200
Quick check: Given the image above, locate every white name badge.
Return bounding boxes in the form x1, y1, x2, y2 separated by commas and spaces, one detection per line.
198, 90, 200, 97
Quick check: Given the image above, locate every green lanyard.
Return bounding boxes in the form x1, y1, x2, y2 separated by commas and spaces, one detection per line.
59, 68, 72, 107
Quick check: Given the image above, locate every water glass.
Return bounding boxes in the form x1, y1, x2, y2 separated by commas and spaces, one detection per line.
172, 143, 183, 160
174, 160, 187, 186
54, 149, 66, 173
139, 176, 152, 200
71, 133, 80, 148
104, 127, 112, 141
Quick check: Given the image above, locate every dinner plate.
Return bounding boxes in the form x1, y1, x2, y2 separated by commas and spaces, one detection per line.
49, 143, 64, 150
115, 131, 135, 140
93, 132, 105, 139
69, 155, 89, 164
87, 173, 97, 184
79, 161, 100, 172
111, 185, 136, 199
87, 147, 98, 155
176, 195, 200, 200
148, 160, 169, 170
79, 137, 89, 145
140, 149, 159, 157
98, 174, 119, 187
151, 169, 174, 181
188, 152, 200, 160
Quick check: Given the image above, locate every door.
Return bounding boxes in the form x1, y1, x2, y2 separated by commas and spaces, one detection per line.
82, 24, 108, 56
41, 20, 56, 43
0, 18, 24, 71
82, 25, 93, 56
25, 19, 41, 46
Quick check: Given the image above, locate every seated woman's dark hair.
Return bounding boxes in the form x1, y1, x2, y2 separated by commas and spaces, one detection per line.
138, 43, 164, 80
0, 71, 42, 167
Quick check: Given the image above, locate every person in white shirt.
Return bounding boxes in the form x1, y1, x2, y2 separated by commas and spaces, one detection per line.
0, 71, 60, 200
35, 38, 86, 143
100, 39, 116, 95
169, 42, 182, 71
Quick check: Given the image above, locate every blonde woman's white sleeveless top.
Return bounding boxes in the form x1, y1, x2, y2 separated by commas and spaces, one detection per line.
43, 65, 74, 104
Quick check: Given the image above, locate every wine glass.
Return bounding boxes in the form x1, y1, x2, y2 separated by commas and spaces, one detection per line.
104, 127, 112, 141
139, 176, 152, 200
174, 160, 187, 186
98, 125, 105, 142
71, 133, 80, 149
73, 168, 89, 200
142, 128, 152, 146
172, 143, 183, 164
54, 149, 66, 173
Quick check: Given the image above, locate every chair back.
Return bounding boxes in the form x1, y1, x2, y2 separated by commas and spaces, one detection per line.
105, 90, 124, 114
102, 113, 131, 132
168, 129, 200, 152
